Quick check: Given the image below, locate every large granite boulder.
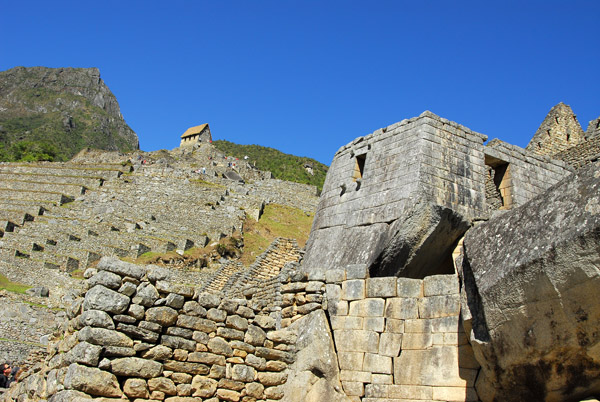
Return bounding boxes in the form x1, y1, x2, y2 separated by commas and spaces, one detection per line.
369, 203, 470, 278
281, 309, 351, 402
461, 164, 600, 401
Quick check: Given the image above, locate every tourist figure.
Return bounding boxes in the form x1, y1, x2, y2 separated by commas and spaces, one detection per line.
0, 363, 11, 388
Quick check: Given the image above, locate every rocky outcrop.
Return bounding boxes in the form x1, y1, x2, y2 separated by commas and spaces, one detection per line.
461, 163, 600, 401
368, 203, 471, 278
281, 310, 350, 402
0, 66, 139, 159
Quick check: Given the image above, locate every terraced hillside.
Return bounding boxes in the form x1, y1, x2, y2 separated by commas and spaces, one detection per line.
0, 144, 319, 365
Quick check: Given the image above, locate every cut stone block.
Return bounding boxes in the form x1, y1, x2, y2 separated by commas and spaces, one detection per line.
349, 298, 385, 317
418, 294, 460, 318
334, 330, 379, 353
366, 277, 397, 298
363, 317, 384, 332
338, 352, 364, 371
346, 264, 368, 280
423, 274, 460, 296
384, 298, 418, 319
363, 353, 392, 374
379, 332, 402, 357
342, 279, 365, 300
394, 346, 476, 387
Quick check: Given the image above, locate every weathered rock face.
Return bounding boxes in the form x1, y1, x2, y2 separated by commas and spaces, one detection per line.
281, 309, 351, 402
0, 66, 139, 159
369, 203, 471, 278
461, 163, 600, 402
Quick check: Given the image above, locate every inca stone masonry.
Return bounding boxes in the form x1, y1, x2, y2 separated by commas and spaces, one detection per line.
2, 103, 600, 402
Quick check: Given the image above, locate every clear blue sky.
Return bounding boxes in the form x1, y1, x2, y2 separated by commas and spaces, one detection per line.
1, 1, 599, 165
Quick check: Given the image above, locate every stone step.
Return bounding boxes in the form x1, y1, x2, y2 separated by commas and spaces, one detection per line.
0, 172, 104, 188
0, 220, 18, 237
39, 215, 191, 253
0, 180, 87, 197
0, 162, 130, 179
0, 199, 54, 213
13, 215, 188, 261
0, 210, 35, 226
0, 188, 74, 205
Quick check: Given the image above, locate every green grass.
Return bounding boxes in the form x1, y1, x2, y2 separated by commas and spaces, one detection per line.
0, 74, 138, 162
0, 274, 30, 293
241, 203, 314, 265
0, 337, 45, 347
212, 140, 328, 192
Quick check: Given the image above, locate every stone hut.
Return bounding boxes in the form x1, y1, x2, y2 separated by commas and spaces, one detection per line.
179, 123, 212, 147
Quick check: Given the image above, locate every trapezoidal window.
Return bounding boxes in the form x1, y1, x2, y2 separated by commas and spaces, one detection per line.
352, 154, 366, 182
484, 155, 513, 210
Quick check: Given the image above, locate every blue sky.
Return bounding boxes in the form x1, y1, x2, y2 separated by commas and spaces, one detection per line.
1, 1, 599, 165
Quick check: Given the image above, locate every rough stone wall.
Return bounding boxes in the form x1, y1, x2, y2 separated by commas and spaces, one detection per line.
552, 135, 600, 170
324, 265, 479, 402
526, 102, 586, 157
2, 254, 484, 402
587, 116, 600, 139
2, 257, 317, 402
484, 139, 572, 208
483, 166, 503, 210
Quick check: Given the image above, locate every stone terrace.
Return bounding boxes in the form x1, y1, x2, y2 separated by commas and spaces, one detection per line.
0, 158, 319, 308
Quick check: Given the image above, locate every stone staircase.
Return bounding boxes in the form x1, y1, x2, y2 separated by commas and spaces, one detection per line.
202, 238, 302, 299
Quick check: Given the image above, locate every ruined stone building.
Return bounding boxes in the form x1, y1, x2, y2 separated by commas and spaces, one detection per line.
180, 123, 212, 147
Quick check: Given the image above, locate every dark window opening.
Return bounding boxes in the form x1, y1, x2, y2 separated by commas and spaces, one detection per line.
485, 155, 512, 210
353, 154, 366, 182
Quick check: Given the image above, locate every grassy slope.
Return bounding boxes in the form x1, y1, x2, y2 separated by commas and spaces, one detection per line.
241, 204, 314, 265
0, 274, 30, 293
212, 140, 328, 192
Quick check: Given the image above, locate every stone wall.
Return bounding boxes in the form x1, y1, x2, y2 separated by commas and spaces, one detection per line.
484, 139, 572, 208
552, 135, 600, 170
2, 257, 313, 402
587, 117, 600, 139
324, 265, 479, 402
526, 102, 586, 157
304, 111, 488, 274
2, 251, 483, 402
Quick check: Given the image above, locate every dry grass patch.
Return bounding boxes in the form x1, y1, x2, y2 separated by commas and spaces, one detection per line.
241, 204, 313, 265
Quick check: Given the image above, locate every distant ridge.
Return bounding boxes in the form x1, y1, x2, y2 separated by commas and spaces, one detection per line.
0, 66, 139, 161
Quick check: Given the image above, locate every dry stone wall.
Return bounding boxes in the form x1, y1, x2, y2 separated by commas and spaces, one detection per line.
552, 135, 600, 170
303, 111, 488, 274
0, 157, 319, 307
1, 256, 485, 402
323, 264, 479, 402
526, 102, 586, 157
3, 257, 313, 402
